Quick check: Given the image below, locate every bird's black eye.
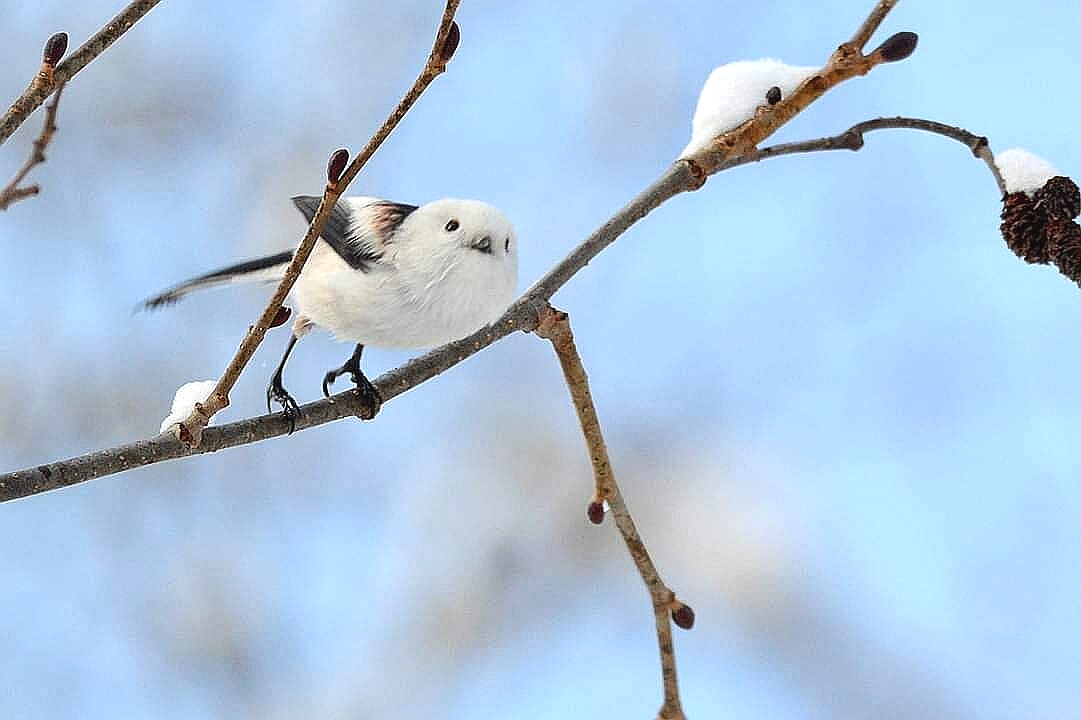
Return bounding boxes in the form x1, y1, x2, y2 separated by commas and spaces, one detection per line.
504, 237, 510, 252
444, 219, 460, 232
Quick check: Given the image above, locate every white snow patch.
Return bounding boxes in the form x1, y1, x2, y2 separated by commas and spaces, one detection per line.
995, 148, 1060, 195
680, 59, 818, 158
160, 380, 218, 434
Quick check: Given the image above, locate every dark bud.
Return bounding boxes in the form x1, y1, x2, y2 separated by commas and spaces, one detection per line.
586, 500, 605, 525
1034, 176, 1081, 221
327, 148, 349, 185
671, 602, 696, 630
1048, 219, 1081, 286
1000, 192, 1050, 264
438, 22, 461, 65
42, 32, 68, 66
874, 31, 918, 62
269, 305, 292, 328
765, 86, 782, 106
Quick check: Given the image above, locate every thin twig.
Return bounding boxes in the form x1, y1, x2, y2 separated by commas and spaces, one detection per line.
176, 1, 462, 447
0, 84, 65, 211
535, 306, 691, 720
725, 115, 1006, 194
849, 0, 902, 49
0, 1, 162, 147
1, 0, 913, 499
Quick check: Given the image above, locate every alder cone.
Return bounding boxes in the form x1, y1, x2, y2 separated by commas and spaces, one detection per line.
1000, 192, 1049, 264
1048, 218, 1081, 285
1034, 175, 1081, 221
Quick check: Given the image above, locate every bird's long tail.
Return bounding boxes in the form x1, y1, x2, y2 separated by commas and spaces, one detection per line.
140, 250, 294, 310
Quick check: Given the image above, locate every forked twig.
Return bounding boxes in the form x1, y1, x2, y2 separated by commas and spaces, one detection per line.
0, 1, 162, 147
0, 83, 66, 211
682, 0, 912, 178
535, 305, 694, 720
176, 2, 462, 446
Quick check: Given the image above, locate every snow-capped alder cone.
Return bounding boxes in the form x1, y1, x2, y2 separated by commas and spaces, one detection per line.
995, 148, 1081, 283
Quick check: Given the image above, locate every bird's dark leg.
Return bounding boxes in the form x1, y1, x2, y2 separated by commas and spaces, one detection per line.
267, 333, 301, 433
322, 343, 382, 419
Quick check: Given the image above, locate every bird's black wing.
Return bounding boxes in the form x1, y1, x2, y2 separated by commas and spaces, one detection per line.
292, 196, 418, 271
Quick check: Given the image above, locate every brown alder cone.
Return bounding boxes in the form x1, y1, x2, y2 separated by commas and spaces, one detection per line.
1033, 175, 1081, 221
1048, 218, 1081, 285
1000, 192, 1050, 264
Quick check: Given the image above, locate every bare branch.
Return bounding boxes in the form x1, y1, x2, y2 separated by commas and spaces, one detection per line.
0, 1, 163, 147
726, 116, 1006, 195
849, 0, 902, 49
534, 306, 692, 720
177, 2, 462, 446
0, 83, 65, 211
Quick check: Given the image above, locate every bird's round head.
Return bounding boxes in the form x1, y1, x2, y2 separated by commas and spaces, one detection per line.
393, 198, 519, 336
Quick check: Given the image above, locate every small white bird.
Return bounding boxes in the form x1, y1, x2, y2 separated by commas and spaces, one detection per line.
144, 196, 519, 428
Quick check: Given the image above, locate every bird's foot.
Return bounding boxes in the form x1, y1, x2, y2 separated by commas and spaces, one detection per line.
323, 364, 382, 420
267, 377, 300, 434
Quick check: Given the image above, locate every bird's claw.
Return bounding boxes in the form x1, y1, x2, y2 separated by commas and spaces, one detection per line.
322, 368, 345, 399
266, 382, 300, 434
323, 366, 382, 420
353, 376, 383, 420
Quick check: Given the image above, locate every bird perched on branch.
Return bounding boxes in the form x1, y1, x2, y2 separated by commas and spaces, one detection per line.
143, 196, 519, 430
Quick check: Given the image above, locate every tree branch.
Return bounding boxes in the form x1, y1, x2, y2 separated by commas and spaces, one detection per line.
726, 115, 1006, 194
849, 0, 901, 49
534, 306, 693, 720
176, 2, 462, 446
1, 0, 912, 502
0, 1, 162, 147
0, 83, 65, 211
681, 2, 906, 178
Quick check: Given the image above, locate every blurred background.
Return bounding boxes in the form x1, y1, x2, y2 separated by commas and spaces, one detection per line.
2, 1, 1080, 717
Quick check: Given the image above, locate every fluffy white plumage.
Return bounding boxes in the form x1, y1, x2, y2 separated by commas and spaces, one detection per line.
680, 59, 818, 158
995, 148, 1061, 195
294, 197, 518, 347
160, 380, 218, 434
146, 196, 519, 349
144, 195, 518, 419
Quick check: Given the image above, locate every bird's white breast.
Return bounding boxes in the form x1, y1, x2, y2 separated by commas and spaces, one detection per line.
292, 239, 516, 348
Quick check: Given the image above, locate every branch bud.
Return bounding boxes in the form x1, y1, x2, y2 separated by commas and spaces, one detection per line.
327, 148, 349, 185
43, 32, 68, 66
765, 86, 782, 106
438, 22, 461, 65
873, 31, 918, 63
586, 499, 605, 525
670, 601, 696, 630
269, 305, 292, 328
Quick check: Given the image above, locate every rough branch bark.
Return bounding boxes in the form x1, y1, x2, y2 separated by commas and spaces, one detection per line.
1, 2, 918, 503
0, 1, 162, 146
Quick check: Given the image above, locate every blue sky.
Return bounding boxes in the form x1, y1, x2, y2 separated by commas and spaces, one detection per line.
2, 2, 1080, 718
